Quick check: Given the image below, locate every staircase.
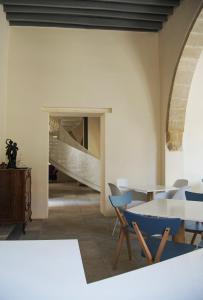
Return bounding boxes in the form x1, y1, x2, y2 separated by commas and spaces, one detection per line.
49, 127, 100, 192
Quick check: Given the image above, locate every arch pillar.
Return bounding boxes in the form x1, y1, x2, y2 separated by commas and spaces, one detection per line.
167, 10, 203, 151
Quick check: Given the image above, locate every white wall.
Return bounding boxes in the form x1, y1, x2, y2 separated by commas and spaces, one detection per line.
0, 7, 9, 161
6, 27, 160, 218
183, 50, 203, 190
159, 0, 202, 185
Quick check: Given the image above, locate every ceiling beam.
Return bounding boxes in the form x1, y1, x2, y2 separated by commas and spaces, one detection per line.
9, 20, 160, 31
0, 1, 174, 15
4, 5, 168, 22
95, 0, 179, 5
7, 13, 162, 30
0, 0, 180, 6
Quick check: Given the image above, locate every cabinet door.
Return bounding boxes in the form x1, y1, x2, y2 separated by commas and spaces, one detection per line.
12, 171, 25, 221
0, 171, 13, 219
24, 169, 31, 218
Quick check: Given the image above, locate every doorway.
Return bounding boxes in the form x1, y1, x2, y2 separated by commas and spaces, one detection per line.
48, 112, 104, 216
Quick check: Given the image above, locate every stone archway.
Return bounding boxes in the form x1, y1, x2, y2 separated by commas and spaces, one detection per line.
167, 9, 203, 151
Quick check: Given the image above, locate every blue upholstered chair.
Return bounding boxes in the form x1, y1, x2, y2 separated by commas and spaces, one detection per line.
198, 240, 203, 248
109, 191, 133, 208
185, 191, 203, 202
123, 210, 196, 265
109, 192, 135, 269
108, 183, 146, 206
185, 191, 203, 244
108, 183, 145, 237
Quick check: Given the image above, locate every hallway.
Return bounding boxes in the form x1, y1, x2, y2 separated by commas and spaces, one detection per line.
49, 182, 100, 208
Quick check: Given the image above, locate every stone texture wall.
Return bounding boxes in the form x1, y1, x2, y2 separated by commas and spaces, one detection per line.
167, 9, 203, 151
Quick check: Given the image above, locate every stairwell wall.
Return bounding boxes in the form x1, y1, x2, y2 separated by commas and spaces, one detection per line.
6, 27, 160, 218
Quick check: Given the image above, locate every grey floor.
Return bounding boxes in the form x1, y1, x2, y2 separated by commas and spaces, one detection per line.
0, 183, 146, 283
36, 183, 147, 282
0, 224, 16, 240
0, 182, 198, 283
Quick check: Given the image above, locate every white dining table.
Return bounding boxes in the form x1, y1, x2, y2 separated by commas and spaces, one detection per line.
127, 199, 203, 242
119, 185, 178, 201
0, 240, 87, 300
0, 239, 203, 300
134, 185, 179, 201
84, 249, 203, 300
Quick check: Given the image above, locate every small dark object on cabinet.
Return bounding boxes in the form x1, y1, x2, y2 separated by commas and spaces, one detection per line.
0, 168, 32, 233
5, 139, 19, 169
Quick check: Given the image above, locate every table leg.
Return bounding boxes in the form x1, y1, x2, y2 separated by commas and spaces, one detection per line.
147, 192, 153, 201
172, 221, 185, 243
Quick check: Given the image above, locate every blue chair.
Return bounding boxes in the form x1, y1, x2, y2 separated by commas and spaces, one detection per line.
109, 192, 134, 269
185, 191, 203, 244
185, 191, 203, 202
109, 190, 133, 208
198, 240, 203, 248
123, 210, 196, 265
108, 183, 146, 237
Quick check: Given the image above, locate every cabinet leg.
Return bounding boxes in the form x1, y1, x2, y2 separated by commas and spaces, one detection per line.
29, 214, 32, 222
23, 223, 26, 234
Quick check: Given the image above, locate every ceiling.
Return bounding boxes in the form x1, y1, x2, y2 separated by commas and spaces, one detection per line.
0, 0, 181, 32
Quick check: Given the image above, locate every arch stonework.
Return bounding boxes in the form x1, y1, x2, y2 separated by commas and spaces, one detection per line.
167, 9, 203, 151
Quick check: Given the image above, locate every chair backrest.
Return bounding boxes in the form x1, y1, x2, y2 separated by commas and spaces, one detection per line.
185, 191, 203, 202
109, 191, 132, 208
173, 179, 188, 188
108, 183, 121, 196
123, 210, 181, 236
172, 186, 191, 200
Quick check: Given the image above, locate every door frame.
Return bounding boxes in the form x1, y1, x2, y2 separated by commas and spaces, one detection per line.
43, 106, 112, 215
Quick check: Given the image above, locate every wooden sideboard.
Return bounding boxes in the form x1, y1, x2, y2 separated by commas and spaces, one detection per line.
0, 168, 32, 233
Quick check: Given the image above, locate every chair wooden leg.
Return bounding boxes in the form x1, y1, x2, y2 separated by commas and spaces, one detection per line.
118, 227, 121, 240
113, 230, 125, 270
133, 223, 153, 265
173, 221, 185, 243
125, 231, 132, 261
191, 233, 198, 245
112, 218, 119, 238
